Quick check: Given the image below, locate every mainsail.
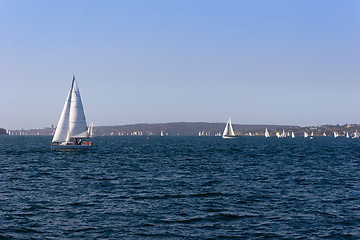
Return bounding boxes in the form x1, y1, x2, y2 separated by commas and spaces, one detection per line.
52, 76, 89, 143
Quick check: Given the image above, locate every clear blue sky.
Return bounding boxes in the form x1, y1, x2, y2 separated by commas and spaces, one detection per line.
0, 0, 359, 129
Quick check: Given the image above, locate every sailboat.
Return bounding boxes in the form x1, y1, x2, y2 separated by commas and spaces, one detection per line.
277, 129, 286, 138
222, 117, 237, 139
291, 132, 295, 138
51, 75, 93, 150
304, 132, 308, 138
281, 129, 286, 138
88, 122, 94, 138
161, 130, 164, 136
310, 131, 315, 139
334, 132, 339, 138
265, 128, 270, 138
352, 130, 359, 139
346, 132, 350, 138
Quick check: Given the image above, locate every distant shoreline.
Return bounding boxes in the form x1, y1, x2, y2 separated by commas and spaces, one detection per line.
3, 122, 360, 137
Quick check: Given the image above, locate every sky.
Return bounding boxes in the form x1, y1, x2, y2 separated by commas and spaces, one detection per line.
0, 0, 359, 129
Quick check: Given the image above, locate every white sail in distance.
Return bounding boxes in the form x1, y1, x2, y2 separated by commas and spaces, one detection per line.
88, 122, 94, 137
265, 128, 270, 138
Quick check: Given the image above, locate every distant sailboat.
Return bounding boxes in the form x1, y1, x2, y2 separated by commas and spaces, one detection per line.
161, 130, 164, 136
352, 130, 359, 139
304, 132, 308, 138
88, 122, 94, 138
346, 132, 350, 138
323, 132, 327, 136
291, 132, 295, 138
277, 129, 286, 138
334, 132, 339, 138
310, 131, 315, 139
51, 75, 92, 150
222, 117, 236, 139
265, 128, 270, 138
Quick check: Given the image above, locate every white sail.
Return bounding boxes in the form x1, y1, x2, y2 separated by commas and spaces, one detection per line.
223, 122, 229, 136
52, 87, 72, 143
265, 128, 270, 138
88, 122, 94, 137
304, 132, 308, 138
346, 132, 349, 138
334, 132, 338, 138
68, 78, 88, 138
228, 118, 235, 136
291, 132, 295, 138
352, 130, 359, 139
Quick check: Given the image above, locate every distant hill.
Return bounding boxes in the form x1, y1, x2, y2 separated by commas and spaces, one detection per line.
95, 122, 296, 136
0, 128, 7, 135
7, 122, 360, 137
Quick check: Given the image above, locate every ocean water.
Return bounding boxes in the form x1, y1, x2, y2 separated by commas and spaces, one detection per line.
0, 136, 359, 239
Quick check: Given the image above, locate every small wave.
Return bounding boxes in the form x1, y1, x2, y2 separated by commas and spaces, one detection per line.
160, 212, 254, 224
231, 148, 243, 152
74, 227, 97, 232
190, 192, 236, 198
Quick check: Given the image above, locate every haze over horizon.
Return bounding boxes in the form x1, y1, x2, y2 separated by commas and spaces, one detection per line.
0, 0, 359, 129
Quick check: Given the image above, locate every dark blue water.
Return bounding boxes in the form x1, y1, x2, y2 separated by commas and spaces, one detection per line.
0, 136, 359, 239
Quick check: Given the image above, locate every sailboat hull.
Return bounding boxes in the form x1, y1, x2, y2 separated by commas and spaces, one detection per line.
51, 143, 93, 151
222, 135, 238, 139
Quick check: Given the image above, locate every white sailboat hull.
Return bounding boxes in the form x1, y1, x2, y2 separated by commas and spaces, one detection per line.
51, 142, 93, 150
222, 135, 237, 139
